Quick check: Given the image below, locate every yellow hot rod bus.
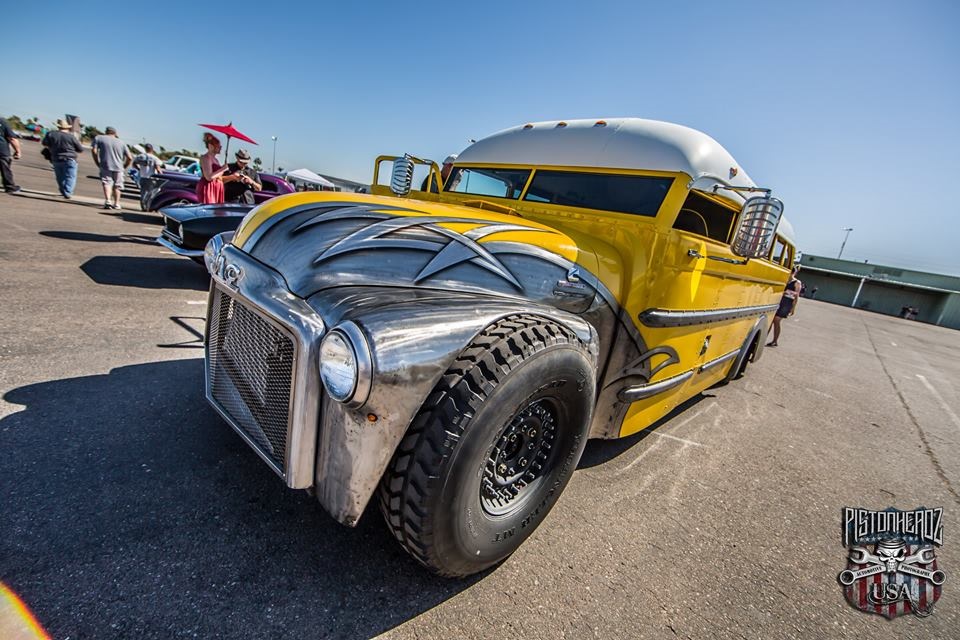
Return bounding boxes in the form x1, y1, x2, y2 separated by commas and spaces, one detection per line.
203, 118, 795, 576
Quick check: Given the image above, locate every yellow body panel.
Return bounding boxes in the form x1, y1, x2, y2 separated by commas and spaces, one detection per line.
232, 191, 581, 264
242, 162, 792, 439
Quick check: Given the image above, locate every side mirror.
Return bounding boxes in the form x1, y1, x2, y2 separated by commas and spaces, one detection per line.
731, 196, 784, 258
390, 154, 415, 196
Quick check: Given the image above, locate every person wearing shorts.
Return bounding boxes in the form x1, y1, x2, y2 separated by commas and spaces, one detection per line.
91, 127, 133, 209
767, 266, 801, 347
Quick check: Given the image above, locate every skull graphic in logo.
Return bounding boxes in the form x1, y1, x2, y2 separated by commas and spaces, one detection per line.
876, 539, 906, 573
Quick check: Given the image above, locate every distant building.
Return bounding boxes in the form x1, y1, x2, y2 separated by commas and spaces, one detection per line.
799, 254, 960, 330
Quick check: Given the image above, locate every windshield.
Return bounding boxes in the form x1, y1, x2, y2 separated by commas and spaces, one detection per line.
444, 167, 530, 200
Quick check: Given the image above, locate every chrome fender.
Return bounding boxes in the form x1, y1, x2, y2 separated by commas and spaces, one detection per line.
306, 288, 600, 525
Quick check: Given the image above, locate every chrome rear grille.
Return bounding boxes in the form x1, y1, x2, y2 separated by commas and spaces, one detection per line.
207, 287, 296, 473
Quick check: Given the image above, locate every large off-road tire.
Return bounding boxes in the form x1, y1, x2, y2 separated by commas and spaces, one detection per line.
378, 315, 595, 577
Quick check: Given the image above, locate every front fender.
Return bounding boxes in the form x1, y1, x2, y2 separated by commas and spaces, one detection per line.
306, 288, 599, 525
154, 189, 199, 210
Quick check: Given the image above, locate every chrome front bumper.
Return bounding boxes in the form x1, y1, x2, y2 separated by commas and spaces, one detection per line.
157, 235, 204, 257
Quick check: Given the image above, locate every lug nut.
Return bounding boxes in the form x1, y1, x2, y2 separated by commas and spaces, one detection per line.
519, 457, 528, 467
498, 463, 507, 474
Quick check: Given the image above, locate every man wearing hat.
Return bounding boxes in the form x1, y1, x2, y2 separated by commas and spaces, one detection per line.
420, 153, 457, 192
42, 119, 85, 198
223, 149, 261, 204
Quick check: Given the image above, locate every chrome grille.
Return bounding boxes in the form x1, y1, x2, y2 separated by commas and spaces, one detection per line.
163, 216, 182, 240
207, 287, 295, 472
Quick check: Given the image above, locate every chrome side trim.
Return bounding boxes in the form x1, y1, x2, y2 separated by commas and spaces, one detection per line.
698, 348, 740, 373
618, 370, 694, 402
157, 236, 204, 257
638, 303, 778, 328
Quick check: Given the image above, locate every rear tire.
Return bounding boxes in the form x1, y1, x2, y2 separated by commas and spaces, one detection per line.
378, 315, 595, 577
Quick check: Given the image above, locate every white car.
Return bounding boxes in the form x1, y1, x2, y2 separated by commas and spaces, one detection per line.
163, 155, 201, 172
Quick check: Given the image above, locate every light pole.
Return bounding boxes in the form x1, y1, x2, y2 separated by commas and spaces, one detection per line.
838, 227, 853, 259
271, 136, 278, 174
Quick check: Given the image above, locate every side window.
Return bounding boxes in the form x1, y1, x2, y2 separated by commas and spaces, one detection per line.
673, 191, 737, 243
770, 237, 787, 264
445, 168, 531, 199
258, 176, 277, 192
522, 171, 672, 217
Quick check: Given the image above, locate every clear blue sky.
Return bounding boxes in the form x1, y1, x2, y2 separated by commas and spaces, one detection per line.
3, 1, 958, 274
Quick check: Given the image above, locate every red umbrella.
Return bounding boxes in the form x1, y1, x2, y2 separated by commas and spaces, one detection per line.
198, 122, 258, 161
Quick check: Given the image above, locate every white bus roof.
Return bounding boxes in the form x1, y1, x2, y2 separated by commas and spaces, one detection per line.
457, 117, 795, 246
458, 117, 756, 187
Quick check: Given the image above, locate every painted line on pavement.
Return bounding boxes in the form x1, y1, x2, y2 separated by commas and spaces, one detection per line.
916, 374, 960, 431
649, 432, 704, 447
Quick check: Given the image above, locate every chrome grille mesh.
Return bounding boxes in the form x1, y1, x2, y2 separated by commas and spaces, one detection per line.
207, 288, 295, 471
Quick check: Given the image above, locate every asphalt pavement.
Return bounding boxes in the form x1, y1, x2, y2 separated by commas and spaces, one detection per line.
2, 140, 959, 639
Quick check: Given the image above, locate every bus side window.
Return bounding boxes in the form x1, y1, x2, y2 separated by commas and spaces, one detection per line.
770, 237, 787, 264
673, 191, 737, 243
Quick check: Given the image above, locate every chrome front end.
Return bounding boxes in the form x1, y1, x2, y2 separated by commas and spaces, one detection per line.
205, 244, 325, 488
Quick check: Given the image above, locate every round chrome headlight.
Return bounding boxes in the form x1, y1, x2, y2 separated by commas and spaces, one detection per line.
204, 233, 225, 274
319, 322, 372, 406
320, 332, 356, 402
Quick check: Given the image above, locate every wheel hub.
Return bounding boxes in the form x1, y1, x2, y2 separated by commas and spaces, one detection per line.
481, 400, 557, 515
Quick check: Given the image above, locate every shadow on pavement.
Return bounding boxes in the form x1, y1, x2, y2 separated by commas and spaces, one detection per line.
13, 189, 107, 209
157, 316, 206, 349
121, 211, 162, 225
579, 392, 716, 469
0, 359, 479, 639
40, 230, 158, 245
80, 255, 209, 290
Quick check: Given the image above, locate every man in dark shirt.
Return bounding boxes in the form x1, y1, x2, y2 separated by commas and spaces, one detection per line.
0, 117, 22, 193
42, 119, 85, 198
419, 153, 457, 193
223, 149, 261, 204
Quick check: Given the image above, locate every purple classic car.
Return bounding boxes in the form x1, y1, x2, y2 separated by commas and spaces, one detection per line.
139, 171, 294, 211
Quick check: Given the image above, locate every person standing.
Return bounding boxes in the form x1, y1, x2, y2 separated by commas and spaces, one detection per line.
42, 119, 85, 198
91, 127, 133, 209
420, 153, 457, 192
767, 266, 802, 347
132, 143, 163, 185
0, 116, 22, 193
223, 149, 261, 204
196, 133, 229, 204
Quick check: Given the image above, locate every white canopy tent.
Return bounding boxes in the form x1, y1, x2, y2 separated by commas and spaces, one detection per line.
284, 168, 336, 189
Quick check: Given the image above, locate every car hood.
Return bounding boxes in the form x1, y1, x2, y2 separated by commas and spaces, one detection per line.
229, 192, 599, 312
160, 203, 253, 222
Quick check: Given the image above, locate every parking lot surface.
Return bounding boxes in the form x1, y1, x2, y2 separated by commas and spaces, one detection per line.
2, 141, 959, 639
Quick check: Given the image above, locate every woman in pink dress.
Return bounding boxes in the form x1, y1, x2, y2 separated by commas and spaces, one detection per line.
197, 132, 228, 204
